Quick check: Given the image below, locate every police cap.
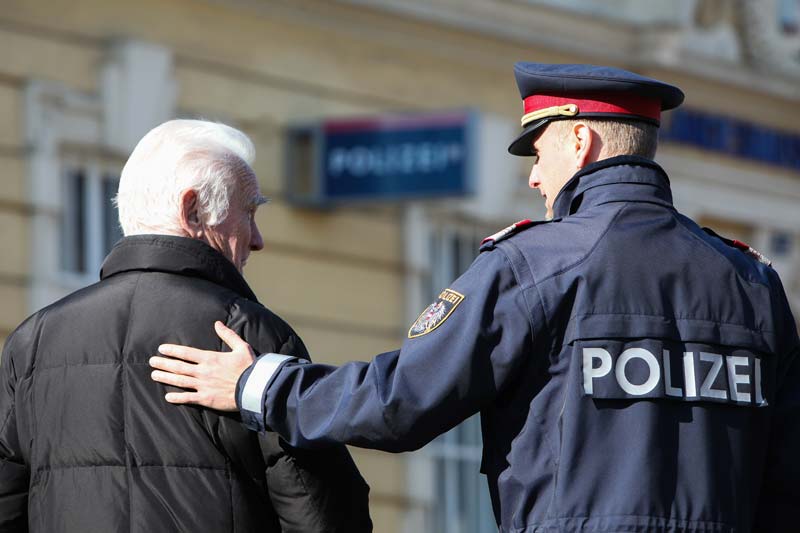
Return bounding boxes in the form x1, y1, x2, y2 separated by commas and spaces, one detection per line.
508, 62, 685, 156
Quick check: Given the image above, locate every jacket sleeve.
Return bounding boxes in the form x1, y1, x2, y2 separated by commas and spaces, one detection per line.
0, 327, 31, 532
228, 307, 372, 532
257, 430, 372, 533
236, 248, 537, 452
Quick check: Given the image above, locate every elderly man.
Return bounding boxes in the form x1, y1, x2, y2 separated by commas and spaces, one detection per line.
0, 120, 371, 532
152, 65, 800, 532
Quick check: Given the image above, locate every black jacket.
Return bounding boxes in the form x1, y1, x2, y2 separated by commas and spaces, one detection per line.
0, 235, 372, 532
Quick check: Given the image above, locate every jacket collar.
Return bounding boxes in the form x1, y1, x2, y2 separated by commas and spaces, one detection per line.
551, 155, 673, 219
100, 234, 259, 302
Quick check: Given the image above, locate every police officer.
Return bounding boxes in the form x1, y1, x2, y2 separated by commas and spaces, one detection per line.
150, 63, 800, 532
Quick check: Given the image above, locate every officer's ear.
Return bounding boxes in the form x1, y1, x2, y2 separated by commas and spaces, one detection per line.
572, 122, 600, 169
179, 188, 204, 239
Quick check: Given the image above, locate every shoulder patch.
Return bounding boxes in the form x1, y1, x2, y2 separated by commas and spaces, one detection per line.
702, 227, 772, 267
480, 218, 558, 252
408, 289, 464, 338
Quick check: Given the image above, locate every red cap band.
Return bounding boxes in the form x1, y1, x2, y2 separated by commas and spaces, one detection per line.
523, 92, 661, 123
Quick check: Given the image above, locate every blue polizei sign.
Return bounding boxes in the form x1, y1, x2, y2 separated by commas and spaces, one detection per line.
285, 111, 476, 205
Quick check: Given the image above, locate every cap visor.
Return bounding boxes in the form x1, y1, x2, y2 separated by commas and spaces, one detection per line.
507, 119, 548, 156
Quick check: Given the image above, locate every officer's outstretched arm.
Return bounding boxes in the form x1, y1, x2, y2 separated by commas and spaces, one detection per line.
244, 249, 536, 452
152, 249, 536, 452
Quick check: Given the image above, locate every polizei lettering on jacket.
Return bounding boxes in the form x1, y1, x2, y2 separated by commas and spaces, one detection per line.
582, 345, 767, 406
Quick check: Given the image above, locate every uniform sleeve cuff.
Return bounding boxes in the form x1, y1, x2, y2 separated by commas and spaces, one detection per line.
236, 353, 298, 432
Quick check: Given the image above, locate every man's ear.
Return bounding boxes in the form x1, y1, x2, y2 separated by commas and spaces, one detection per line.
572, 122, 600, 169
179, 189, 203, 238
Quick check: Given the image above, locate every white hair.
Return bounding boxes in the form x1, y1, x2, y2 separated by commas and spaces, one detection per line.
116, 119, 256, 236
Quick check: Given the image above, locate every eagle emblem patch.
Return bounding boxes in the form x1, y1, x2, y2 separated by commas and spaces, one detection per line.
408, 289, 465, 338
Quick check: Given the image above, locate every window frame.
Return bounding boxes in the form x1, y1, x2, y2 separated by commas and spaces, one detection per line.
59, 156, 123, 288
407, 217, 498, 533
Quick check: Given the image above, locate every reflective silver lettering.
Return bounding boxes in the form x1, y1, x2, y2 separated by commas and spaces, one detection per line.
755, 357, 765, 405
583, 347, 612, 395
683, 352, 698, 398
615, 348, 660, 396
700, 352, 727, 400
726, 356, 751, 403
663, 349, 682, 397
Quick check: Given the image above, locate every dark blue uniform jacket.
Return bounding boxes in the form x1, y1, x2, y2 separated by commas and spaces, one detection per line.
238, 156, 800, 532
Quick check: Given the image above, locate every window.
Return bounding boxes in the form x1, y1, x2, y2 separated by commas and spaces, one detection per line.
61, 162, 123, 280
25, 41, 175, 312
422, 225, 497, 533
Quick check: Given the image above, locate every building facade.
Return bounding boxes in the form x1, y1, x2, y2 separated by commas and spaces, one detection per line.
1, 1, 798, 531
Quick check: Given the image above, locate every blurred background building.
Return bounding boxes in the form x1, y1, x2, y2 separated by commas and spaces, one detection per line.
0, 0, 798, 531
